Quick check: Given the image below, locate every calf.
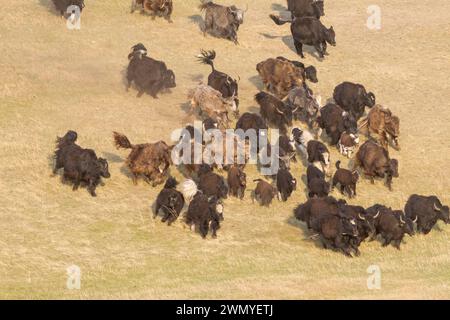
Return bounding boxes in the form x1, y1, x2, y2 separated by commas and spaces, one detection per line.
338, 131, 359, 158
255, 92, 294, 134
253, 179, 277, 206
186, 193, 224, 238
404, 194, 449, 234
154, 177, 185, 225
227, 165, 246, 199
270, 16, 335, 58
276, 168, 297, 201
332, 161, 359, 198
53, 131, 110, 197
307, 140, 330, 174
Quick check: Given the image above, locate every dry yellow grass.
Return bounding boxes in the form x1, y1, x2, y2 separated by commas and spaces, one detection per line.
0, 0, 449, 299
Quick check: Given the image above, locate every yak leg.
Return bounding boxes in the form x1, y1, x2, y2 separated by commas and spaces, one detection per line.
322, 41, 328, 55
87, 179, 97, 197
314, 43, 324, 58
364, 171, 376, 184
153, 204, 160, 219
393, 239, 402, 250
71, 172, 81, 191
136, 88, 145, 98
130, 0, 137, 13
131, 172, 139, 185
294, 40, 304, 58
382, 235, 392, 247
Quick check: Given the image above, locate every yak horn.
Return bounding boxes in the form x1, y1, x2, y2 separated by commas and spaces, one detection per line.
276, 108, 284, 115
433, 202, 440, 211
373, 210, 380, 219
358, 213, 366, 221
413, 215, 418, 223
399, 214, 405, 224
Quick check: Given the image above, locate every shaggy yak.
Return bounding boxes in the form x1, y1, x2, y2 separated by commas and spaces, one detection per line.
53, 130, 110, 196
113, 132, 172, 186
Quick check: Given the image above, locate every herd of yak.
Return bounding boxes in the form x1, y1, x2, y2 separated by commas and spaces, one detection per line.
50, 0, 448, 257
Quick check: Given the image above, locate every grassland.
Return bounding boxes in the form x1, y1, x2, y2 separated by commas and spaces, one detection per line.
0, 0, 449, 299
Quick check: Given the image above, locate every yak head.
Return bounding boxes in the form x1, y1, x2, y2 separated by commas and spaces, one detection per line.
305, 65, 318, 83
385, 159, 399, 190
341, 217, 359, 237
396, 211, 415, 236
325, 26, 336, 46
163, 69, 176, 88
356, 209, 377, 236
97, 158, 111, 179
433, 201, 450, 224
385, 115, 400, 149
228, 5, 248, 26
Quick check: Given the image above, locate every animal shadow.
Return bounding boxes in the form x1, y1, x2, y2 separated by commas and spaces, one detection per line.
271, 3, 287, 13
259, 32, 279, 40
102, 152, 124, 164
189, 73, 204, 82
248, 75, 264, 91
281, 36, 324, 62
39, 0, 57, 14
286, 216, 324, 249
188, 14, 203, 29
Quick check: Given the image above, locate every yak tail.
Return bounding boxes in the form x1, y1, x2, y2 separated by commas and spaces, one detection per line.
198, 0, 212, 11
335, 160, 341, 170
269, 14, 292, 26
197, 49, 216, 72
113, 132, 133, 149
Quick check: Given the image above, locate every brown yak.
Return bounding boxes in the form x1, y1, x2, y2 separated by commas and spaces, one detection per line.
131, 0, 173, 23
256, 57, 306, 99
113, 132, 172, 186
359, 104, 400, 150
354, 140, 399, 190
